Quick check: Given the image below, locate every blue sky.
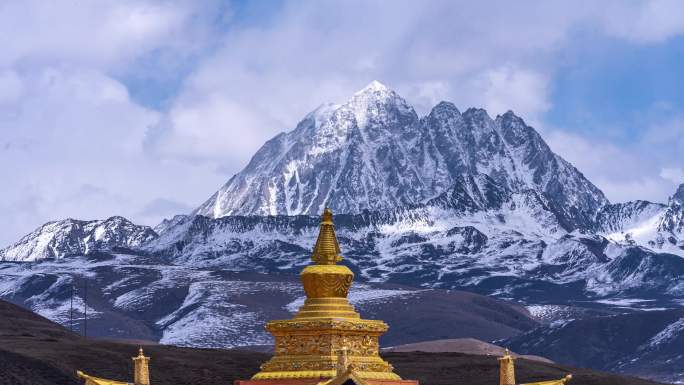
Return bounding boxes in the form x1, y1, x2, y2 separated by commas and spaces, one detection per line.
548, 35, 684, 141
1, 0, 684, 246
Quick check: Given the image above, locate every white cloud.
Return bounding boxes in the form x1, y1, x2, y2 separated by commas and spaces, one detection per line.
3, 0, 684, 247
148, 1, 593, 172
479, 66, 551, 124
601, 0, 684, 43
0, 70, 24, 105
0, 66, 226, 245
660, 168, 684, 185
150, 1, 684, 175
546, 124, 684, 204
0, 1, 213, 70
644, 116, 684, 153
0, 1, 224, 246
147, 92, 285, 167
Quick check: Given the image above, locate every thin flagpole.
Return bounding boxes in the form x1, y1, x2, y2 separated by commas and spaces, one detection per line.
69, 282, 73, 332
83, 279, 87, 338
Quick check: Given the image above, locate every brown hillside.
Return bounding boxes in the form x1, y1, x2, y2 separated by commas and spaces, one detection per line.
0, 300, 664, 385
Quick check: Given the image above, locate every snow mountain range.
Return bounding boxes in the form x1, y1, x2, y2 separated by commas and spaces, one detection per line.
0, 216, 156, 261
1, 81, 684, 382
195, 81, 607, 231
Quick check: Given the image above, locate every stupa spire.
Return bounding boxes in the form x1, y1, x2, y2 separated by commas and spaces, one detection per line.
311, 208, 342, 265
296, 208, 359, 319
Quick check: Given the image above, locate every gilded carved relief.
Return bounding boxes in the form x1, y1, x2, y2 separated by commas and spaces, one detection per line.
273, 333, 379, 356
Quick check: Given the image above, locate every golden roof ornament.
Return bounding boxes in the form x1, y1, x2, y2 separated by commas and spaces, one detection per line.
498, 349, 515, 385
76, 348, 151, 385
132, 347, 150, 385
76, 371, 131, 385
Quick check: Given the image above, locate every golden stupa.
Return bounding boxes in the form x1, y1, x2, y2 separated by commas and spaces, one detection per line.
240, 208, 417, 385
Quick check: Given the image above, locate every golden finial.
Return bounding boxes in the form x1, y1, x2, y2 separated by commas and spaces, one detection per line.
499, 348, 516, 385
499, 348, 515, 360
311, 208, 342, 265
132, 347, 150, 385
322, 207, 333, 224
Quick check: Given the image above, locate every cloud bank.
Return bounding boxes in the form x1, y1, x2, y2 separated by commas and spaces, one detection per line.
2, 0, 684, 246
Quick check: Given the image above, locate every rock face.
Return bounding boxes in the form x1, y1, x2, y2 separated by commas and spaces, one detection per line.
195, 81, 607, 231
595, 201, 666, 234
0, 216, 157, 261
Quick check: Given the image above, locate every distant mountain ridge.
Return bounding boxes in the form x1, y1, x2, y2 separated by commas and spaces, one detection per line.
0, 216, 156, 261
597, 189, 684, 256
505, 308, 684, 384
194, 81, 607, 231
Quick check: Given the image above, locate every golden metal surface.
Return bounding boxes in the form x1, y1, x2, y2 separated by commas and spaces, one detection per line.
521, 376, 573, 385
132, 347, 151, 385
76, 348, 149, 385
252, 208, 402, 381
498, 350, 515, 385
314, 349, 372, 385
499, 350, 572, 385
76, 370, 131, 385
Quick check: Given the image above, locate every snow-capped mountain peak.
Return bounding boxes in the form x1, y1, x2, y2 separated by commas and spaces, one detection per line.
194, 82, 607, 231
358, 79, 389, 93
344, 80, 416, 129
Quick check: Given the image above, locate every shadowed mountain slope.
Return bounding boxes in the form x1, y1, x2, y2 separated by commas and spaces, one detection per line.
505, 309, 684, 384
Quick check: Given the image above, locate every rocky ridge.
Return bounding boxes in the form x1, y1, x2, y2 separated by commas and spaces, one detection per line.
195, 81, 607, 231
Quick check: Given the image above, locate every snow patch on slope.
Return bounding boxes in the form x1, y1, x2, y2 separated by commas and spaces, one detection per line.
644, 317, 684, 349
